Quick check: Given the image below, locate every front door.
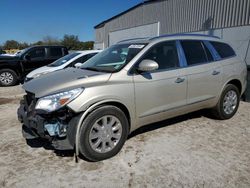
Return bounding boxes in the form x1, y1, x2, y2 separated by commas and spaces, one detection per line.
22, 47, 46, 74
133, 41, 187, 125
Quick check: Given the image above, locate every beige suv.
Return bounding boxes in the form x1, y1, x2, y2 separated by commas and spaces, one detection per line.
18, 34, 247, 161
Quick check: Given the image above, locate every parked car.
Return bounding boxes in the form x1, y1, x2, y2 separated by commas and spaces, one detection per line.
0, 45, 68, 86
0, 53, 16, 57
18, 34, 247, 161
25, 50, 101, 82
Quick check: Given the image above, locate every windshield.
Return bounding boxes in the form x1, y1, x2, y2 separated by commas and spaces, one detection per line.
18, 47, 32, 56
48, 52, 80, 67
81, 43, 147, 73
14, 50, 22, 55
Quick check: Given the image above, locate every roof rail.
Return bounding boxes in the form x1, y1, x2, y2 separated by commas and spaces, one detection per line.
150, 33, 220, 40
117, 37, 149, 43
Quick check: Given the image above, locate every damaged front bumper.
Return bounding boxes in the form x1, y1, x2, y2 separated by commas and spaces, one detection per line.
17, 93, 80, 150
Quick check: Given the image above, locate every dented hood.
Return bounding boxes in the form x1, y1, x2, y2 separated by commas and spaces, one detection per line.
23, 68, 111, 98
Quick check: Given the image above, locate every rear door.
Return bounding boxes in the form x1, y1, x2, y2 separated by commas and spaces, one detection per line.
180, 40, 222, 104
133, 41, 187, 124
47, 47, 64, 65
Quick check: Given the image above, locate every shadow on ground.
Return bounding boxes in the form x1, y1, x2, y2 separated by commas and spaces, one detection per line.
128, 110, 208, 139
26, 138, 75, 157
0, 98, 19, 105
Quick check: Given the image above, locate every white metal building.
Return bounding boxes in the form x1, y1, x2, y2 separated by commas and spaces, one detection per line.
94, 0, 250, 66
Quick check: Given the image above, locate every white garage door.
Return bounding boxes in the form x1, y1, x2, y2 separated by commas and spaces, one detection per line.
109, 22, 160, 46
94, 42, 104, 50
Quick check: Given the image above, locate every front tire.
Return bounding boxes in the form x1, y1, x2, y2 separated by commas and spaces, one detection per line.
79, 105, 129, 161
212, 84, 240, 120
0, 69, 18, 86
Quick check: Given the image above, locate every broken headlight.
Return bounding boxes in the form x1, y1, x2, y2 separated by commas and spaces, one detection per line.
35, 88, 83, 112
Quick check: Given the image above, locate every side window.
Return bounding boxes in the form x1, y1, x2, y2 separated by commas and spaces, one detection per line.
28, 48, 45, 60
86, 53, 98, 60
79, 55, 89, 63
50, 48, 63, 57
142, 41, 179, 70
210, 41, 236, 59
69, 56, 85, 67
181, 40, 209, 66
70, 54, 93, 67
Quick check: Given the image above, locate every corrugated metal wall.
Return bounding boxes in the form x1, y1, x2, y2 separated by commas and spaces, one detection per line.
109, 22, 159, 46
95, 0, 250, 48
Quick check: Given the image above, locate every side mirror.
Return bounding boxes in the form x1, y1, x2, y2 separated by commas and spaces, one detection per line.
24, 54, 31, 61
74, 62, 83, 68
137, 59, 159, 72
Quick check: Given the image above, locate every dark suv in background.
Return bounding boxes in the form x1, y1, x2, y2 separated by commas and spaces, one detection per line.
0, 49, 6, 54
0, 45, 68, 86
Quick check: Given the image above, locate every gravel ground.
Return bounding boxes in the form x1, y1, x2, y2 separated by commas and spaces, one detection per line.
0, 86, 250, 188
0, 85, 24, 99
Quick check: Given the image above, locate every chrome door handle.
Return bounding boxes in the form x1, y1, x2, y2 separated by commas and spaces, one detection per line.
175, 77, 185, 83
212, 70, 220, 75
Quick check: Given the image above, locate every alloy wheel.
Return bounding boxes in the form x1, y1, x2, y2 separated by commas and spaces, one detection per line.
0, 72, 14, 85
89, 115, 122, 153
223, 90, 238, 115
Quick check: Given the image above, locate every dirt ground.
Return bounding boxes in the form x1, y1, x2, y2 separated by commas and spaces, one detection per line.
0, 86, 250, 188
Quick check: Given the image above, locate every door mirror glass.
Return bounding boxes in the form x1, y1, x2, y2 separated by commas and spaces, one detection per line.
137, 59, 159, 72
74, 62, 83, 68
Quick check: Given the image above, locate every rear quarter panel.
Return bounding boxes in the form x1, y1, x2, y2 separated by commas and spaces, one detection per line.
220, 56, 247, 95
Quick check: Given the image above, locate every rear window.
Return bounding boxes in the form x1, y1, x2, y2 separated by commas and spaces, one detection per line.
50, 48, 63, 57
210, 41, 235, 59
181, 40, 211, 66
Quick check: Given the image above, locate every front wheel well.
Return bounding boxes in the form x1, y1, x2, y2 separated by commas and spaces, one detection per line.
0, 68, 20, 78
226, 79, 242, 94
95, 102, 131, 132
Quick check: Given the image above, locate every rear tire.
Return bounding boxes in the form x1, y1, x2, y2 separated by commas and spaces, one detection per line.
79, 105, 129, 161
0, 69, 18, 86
212, 84, 240, 120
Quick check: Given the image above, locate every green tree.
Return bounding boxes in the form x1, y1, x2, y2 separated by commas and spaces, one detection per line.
33, 41, 44, 45
61, 34, 80, 50
42, 36, 61, 45
79, 41, 94, 50
1, 34, 93, 51
19, 42, 29, 49
3, 40, 20, 50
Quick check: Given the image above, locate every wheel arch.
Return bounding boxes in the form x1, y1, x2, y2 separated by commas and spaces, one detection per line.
74, 99, 132, 158
0, 67, 21, 78
213, 78, 243, 108
226, 79, 242, 94
94, 101, 131, 131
